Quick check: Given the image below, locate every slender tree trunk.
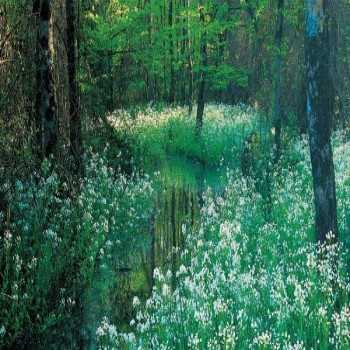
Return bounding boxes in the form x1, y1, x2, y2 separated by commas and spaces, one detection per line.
227, 25, 235, 104
187, 0, 194, 114
196, 5, 207, 134
168, 0, 175, 104
305, 0, 338, 243
245, 0, 259, 100
66, 0, 82, 173
227, 0, 241, 104
181, 0, 187, 105
35, 0, 57, 158
188, 53, 194, 114
33, 0, 41, 157
273, 0, 284, 162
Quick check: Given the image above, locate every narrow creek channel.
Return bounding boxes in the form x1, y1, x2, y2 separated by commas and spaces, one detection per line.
83, 157, 226, 348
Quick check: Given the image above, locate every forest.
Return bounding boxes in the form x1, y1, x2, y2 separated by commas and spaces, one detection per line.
1, 0, 350, 349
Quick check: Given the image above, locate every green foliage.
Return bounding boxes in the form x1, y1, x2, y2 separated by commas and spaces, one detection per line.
0, 155, 153, 349
208, 65, 248, 91
109, 104, 262, 169
100, 131, 350, 350
80, 0, 254, 111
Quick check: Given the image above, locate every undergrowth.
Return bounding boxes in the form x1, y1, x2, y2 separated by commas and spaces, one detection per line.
97, 131, 350, 350
107, 104, 266, 169
3, 105, 350, 350
0, 154, 154, 349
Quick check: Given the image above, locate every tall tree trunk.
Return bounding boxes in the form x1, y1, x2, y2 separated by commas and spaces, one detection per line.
33, 0, 41, 157
66, 0, 82, 173
305, 0, 338, 243
245, 0, 259, 100
35, 0, 57, 158
273, 0, 284, 162
168, 0, 175, 104
227, 0, 242, 104
186, 0, 194, 114
181, 0, 188, 105
196, 5, 207, 134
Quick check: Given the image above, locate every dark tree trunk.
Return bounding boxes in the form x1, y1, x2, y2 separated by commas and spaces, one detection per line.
305, 0, 338, 243
181, 0, 187, 104
298, 74, 308, 135
196, 5, 207, 134
66, 0, 83, 173
35, 0, 57, 158
245, 0, 259, 100
273, 0, 284, 162
33, 0, 41, 158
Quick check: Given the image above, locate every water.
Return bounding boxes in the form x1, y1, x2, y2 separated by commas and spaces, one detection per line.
129, 157, 226, 308
84, 157, 226, 347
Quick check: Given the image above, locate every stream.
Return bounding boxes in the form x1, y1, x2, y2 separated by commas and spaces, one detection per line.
83, 157, 227, 348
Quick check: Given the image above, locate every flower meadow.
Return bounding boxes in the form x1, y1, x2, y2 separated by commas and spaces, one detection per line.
97, 129, 350, 349
2, 106, 350, 349
107, 104, 263, 169
0, 153, 154, 349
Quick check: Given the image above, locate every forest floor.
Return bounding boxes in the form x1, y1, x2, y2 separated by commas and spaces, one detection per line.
91, 104, 350, 349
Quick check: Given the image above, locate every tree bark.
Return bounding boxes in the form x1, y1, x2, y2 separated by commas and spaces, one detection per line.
273, 0, 284, 162
35, 0, 57, 158
305, 0, 338, 242
196, 5, 207, 134
227, 0, 244, 104
186, 0, 194, 114
66, 0, 83, 173
168, 0, 175, 104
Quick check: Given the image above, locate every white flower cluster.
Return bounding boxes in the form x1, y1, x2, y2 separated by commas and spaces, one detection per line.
107, 103, 261, 168
105, 131, 350, 349
1, 152, 154, 348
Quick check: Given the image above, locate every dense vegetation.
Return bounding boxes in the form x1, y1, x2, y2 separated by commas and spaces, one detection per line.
103, 129, 350, 349
1, 0, 350, 349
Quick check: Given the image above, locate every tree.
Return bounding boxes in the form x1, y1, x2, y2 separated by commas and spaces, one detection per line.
184, 0, 194, 113
34, 0, 57, 158
168, 0, 176, 104
196, 4, 207, 134
305, 0, 338, 242
66, 0, 83, 173
273, 0, 284, 162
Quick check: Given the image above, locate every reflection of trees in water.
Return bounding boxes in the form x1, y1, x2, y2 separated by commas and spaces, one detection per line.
152, 183, 200, 292
112, 161, 224, 332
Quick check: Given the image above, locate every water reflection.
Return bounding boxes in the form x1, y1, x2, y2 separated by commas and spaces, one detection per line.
84, 158, 226, 344
153, 183, 199, 290
141, 158, 225, 294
